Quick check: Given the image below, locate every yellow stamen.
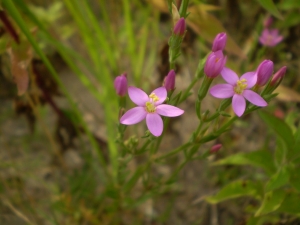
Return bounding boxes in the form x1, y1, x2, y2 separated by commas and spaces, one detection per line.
145, 102, 156, 113
234, 78, 247, 95
149, 93, 159, 102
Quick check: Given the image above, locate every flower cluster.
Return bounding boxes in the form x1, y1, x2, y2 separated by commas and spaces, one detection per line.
114, 70, 183, 137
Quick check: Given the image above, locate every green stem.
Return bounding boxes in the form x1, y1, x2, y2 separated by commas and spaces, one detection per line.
179, 0, 190, 18
155, 143, 191, 162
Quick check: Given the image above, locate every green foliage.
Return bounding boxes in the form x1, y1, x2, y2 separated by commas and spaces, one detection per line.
257, 0, 283, 19
206, 180, 263, 204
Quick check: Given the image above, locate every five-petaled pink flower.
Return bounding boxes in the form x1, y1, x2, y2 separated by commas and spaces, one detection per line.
259, 28, 283, 47
209, 67, 267, 117
120, 87, 184, 136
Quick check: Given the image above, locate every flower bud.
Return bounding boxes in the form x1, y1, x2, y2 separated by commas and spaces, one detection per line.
210, 144, 222, 153
163, 70, 176, 91
263, 16, 273, 28
114, 73, 128, 96
204, 50, 227, 78
212, 32, 227, 52
271, 66, 287, 86
173, 17, 186, 36
256, 60, 274, 86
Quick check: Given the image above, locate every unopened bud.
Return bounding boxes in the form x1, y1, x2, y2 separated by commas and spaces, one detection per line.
212, 32, 227, 52
173, 17, 186, 36
163, 70, 176, 91
256, 60, 274, 86
263, 16, 273, 28
204, 50, 227, 78
210, 144, 222, 153
271, 66, 287, 86
114, 73, 128, 96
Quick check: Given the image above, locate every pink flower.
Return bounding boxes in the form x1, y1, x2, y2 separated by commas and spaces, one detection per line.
210, 67, 267, 117
259, 28, 283, 47
114, 73, 128, 96
120, 87, 184, 136
174, 18, 186, 36
204, 50, 227, 78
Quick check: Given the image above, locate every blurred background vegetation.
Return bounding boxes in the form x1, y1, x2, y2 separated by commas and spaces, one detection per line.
0, 0, 300, 224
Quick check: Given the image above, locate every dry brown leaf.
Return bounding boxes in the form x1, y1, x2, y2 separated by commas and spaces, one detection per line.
274, 85, 300, 102
148, 0, 168, 13
187, 5, 246, 58
148, 1, 246, 58
7, 47, 32, 96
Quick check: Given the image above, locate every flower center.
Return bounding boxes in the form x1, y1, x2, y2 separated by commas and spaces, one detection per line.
145, 93, 159, 113
266, 34, 274, 45
234, 79, 247, 95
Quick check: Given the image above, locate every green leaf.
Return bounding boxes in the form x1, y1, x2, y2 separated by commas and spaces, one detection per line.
213, 150, 276, 175
259, 111, 295, 158
206, 180, 262, 204
276, 192, 300, 215
292, 124, 300, 160
265, 167, 289, 192
279, 0, 300, 10
255, 189, 286, 216
257, 0, 283, 19
289, 166, 300, 192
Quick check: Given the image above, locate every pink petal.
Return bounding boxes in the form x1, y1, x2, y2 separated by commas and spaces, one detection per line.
146, 113, 163, 137
240, 72, 257, 89
156, 104, 184, 117
273, 36, 283, 45
232, 94, 246, 117
270, 29, 279, 36
221, 67, 239, 85
210, 84, 234, 98
151, 87, 167, 105
120, 107, 147, 125
128, 87, 148, 106
243, 90, 267, 107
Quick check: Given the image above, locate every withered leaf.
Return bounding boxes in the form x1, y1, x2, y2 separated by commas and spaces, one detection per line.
7, 47, 33, 96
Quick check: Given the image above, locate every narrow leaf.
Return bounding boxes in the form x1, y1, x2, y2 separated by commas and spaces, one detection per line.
255, 189, 286, 216
259, 111, 294, 151
257, 0, 283, 19
206, 180, 262, 204
213, 150, 276, 175
265, 166, 289, 192
277, 192, 300, 216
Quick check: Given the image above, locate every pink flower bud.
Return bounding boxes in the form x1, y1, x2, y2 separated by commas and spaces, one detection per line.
271, 66, 287, 86
256, 60, 274, 86
114, 73, 128, 96
204, 50, 227, 78
263, 16, 273, 28
210, 144, 222, 153
212, 32, 227, 52
173, 17, 186, 36
163, 70, 176, 91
